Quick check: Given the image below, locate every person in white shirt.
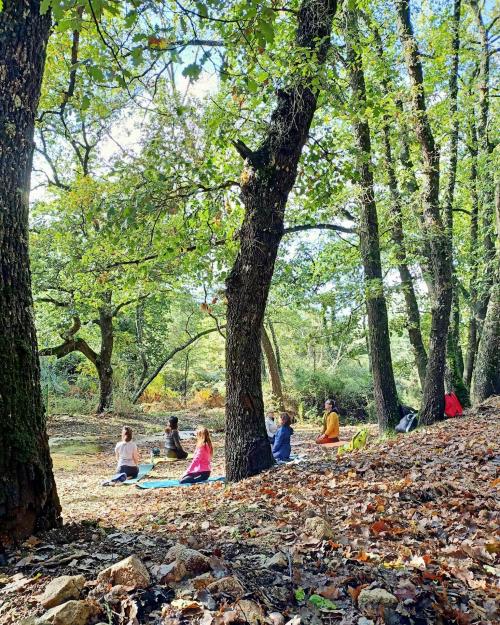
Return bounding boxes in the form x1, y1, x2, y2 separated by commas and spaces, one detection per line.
265, 413, 277, 443
114, 426, 140, 478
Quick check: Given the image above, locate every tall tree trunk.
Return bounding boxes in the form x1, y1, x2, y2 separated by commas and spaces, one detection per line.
379, 112, 428, 388
370, 24, 428, 386
135, 303, 149, 393
396, 102, 435, 296
396, 0, 453, 425
344, 9, 400, 431
268, 320, 285, 382
472, 183, 500, 403
463, 121, 480, 388
469, 0, 495, 324
0, 1, 61, 539
96, 305, 114, 413
443, 0, 469, 406
261, 327, 285, 410
225, 0, 338, 482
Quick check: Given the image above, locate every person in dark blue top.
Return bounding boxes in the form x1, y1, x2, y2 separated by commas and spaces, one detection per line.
272, 413, 294, 461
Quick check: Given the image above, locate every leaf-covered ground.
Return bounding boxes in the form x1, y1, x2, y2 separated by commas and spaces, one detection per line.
1, 400, 499, 625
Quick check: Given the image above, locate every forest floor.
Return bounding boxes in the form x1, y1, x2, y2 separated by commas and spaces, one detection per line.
1, 399, 499, 625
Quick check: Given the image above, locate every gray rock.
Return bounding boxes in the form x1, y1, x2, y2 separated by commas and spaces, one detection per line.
39, 575, 85, 609
303, 517, 334, 540
35, 600, 95, 625
264, 552, 288, 569
358, 588, 398, 612
97, 555, 150, 589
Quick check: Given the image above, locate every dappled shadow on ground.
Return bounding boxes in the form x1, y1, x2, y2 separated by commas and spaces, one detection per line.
2, 404, 499, 624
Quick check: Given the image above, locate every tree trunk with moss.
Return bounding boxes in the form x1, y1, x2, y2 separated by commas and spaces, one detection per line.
472, 183, 500, 403
397, 0, 453, 425
0, 0, 61, 539
344, 9, 400, 431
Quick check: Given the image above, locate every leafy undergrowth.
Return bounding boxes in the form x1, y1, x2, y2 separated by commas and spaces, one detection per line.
1, 400, 499, 625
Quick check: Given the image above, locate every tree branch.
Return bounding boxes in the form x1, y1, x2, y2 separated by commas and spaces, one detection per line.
132, 325, 225, 403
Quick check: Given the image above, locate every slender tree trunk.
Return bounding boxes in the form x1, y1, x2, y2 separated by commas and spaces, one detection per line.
344, 9, 400, 431
0, 1, 61, 539
135, 303, 149, 392
261, 327, 285, 410
96, 302, 114, 413
396, 102, 434, 296
469, 0, 495, 324
397, 0, 453, 425
472, 183, 500, 403
382, 124, 428, 389
464, 122, 480, 388
268, 320, 285, 382
225, 0, 338, 481
443, 0, 469, 406
371, 24, 428, 386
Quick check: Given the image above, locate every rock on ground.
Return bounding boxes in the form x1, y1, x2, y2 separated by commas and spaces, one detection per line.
97, 555, 150, 589
35, 599, 97, 625
358, 588, 398, 612
303, 517, 334, 540
162, 544, 212, 582
38, 575, 85, 609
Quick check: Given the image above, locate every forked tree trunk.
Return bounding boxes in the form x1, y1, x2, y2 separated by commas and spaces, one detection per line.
261, 327, 285, 410
472, 183, 500, 403
397, 0, 453, 425
0, 1, 62, 539
225, 0, 338, 481
344, 9, 400, 431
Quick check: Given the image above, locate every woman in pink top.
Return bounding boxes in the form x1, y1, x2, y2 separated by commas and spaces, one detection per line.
180, 427, 213, 484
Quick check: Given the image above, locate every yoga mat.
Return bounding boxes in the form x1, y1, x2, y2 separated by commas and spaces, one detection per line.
163, 452, 193, 462
123, 463, 155, 484
136, 476, 225, 489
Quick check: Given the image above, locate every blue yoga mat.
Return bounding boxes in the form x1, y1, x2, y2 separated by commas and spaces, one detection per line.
136, 476, 225, 489
123, 463, 155, 484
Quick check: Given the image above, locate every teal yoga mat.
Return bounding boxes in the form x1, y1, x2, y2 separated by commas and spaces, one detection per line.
136, 476, 225, 489
123, 463, 155, 484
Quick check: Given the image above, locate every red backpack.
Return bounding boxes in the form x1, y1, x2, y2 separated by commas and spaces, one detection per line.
444, 392, 463, 417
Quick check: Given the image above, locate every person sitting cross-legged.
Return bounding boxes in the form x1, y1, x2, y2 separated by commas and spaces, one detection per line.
180, 427, 213, 484
272, 413, 294, 461
316, 398, 340, 444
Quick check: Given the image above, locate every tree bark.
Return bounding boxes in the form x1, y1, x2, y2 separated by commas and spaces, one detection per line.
443, 0, 469, 406
463, 120, 480, 388
468, 0, 495, 323
225, 0, 338, 482
96, 306, 113, 413
382, 124, 428, 389
261, 326, 285, 410
132, 325, 223, 403
268, 320, 285, 382
0, 0, 61, 539
472, 182, 500, 403
396, 0, 453, 425
344, 9, 400, 431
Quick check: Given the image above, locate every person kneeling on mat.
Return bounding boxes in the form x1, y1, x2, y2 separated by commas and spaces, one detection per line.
180, 427, 213, 484
272, 413, 294, 461
164, 416, 188, 459
316, 398, 340, 444
115, 426, 140, 479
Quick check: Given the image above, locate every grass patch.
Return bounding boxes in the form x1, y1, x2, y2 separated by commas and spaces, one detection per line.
49, 440, 104, 456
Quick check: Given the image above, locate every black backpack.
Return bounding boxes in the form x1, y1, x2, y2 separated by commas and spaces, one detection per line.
395, 412, 418, 433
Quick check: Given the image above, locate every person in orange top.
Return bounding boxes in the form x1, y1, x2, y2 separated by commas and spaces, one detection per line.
316, 399, 340, 444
